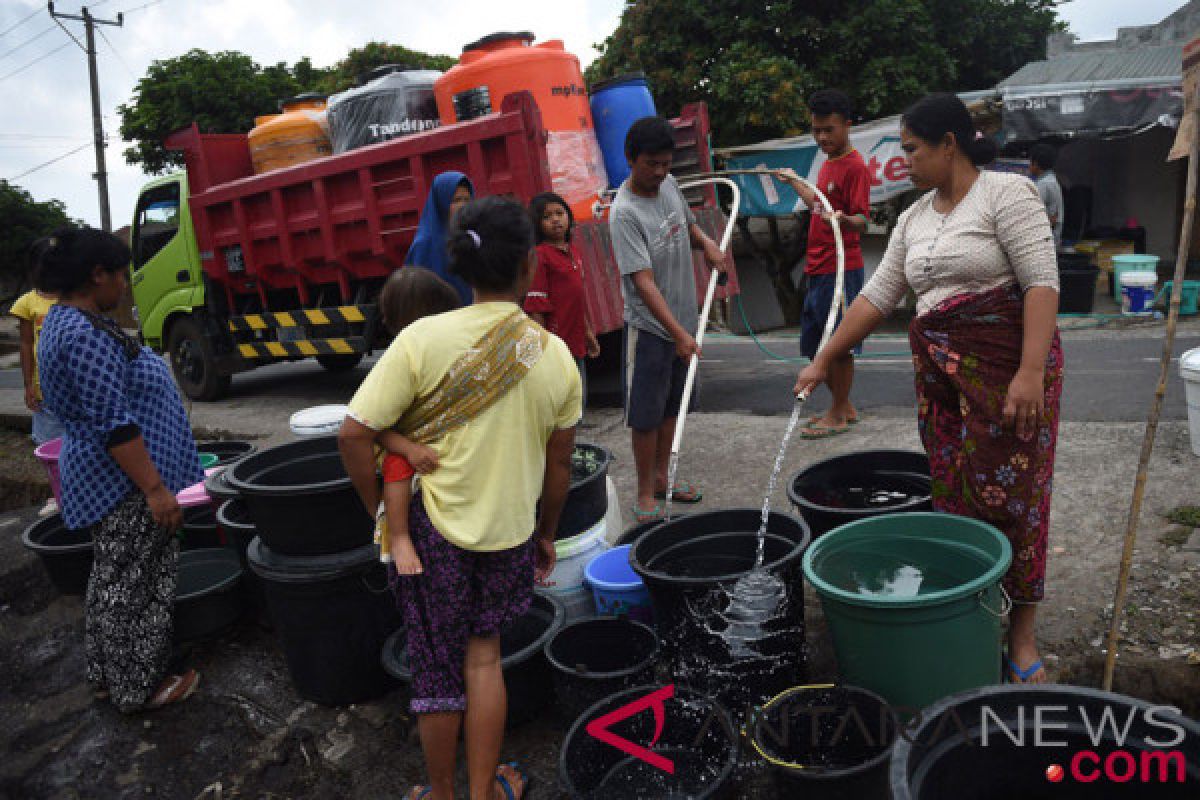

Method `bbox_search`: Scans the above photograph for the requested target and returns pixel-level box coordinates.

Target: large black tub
[216,498,256,566]
[174,547,244,642]
[382,591,566,726]
[249,538,400,706]
[560,685,738,799]
[788,450,931,538]
[203,466,240,503]
[630,508,811,716]
[196,439,258,467]
[891,684,1200,799]
[544,616,660,723]
[227,436,373,556]
[21,513,93,595]
[181,505,225,550]
[549,443,613,541]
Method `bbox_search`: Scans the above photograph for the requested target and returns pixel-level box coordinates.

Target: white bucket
[289,404,350,437]
[1120,271,1157,316]
[541,584,596,621]
[1182,347,1200,457]
[547,517,608,591]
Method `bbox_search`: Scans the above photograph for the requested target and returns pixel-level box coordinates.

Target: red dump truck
[129,91,738,400]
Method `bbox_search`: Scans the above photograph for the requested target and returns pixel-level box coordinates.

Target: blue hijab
[405,171,474,305]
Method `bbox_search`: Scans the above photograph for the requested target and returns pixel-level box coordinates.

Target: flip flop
[403,787,432,800]
[800,422,851,440]
[808,414,860,426]
[495,761,529,800]
[146,669,200,709]
[631,504,665,523]
[654,481,703,503]
[1005,656,1046,684]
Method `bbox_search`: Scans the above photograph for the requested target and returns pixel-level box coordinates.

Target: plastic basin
[583,544,653,624]
[21,513,92,595]
[544,616,659,723]
[174,547,244,643]
[788,450,931,538]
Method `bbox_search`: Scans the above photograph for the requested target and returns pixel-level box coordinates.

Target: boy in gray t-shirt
[608,116,726,522]
[1030,143,1064,246]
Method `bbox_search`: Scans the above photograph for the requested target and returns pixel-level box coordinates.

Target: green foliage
[587,0,1063,147]
[0,181,77,303]
[117,44,456,175]
[117,49,307,174]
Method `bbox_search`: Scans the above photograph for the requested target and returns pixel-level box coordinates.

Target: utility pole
[47,3,123,232]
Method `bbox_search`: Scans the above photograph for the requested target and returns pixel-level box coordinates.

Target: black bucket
[549,443,613,541]
[21,513,93,595]
[787,450,931,539]
[890,684,1200,799]
[227,436,373,556]
[749,684,895,799]
[248,537,401,706]
[216,498,256,565]
[1059,267,1099,313]
[203,466,240,503]
[181,505,225,550]
[544,616,660,723]
[381,591,566,726]
[174,547,244,643]
[629,509,811,716]
[196,440,258,467]
[560,684,738,799]
[613,514,678,549]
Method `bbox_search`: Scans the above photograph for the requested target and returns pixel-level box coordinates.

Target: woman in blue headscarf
[405,171,475,305]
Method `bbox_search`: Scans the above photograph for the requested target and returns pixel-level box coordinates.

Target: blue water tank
[589,72,656,189]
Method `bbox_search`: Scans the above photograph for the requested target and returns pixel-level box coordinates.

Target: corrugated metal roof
[999,44,1181,88]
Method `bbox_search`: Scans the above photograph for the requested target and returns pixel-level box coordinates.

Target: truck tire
[168,315,231,401]
[316,353,364,372]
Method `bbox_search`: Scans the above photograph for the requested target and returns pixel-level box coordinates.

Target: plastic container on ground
[33,437,63,505]
[1110,253,1159,298]
[196,440,258,467]
[1120,270,1157,316]
[583,544,653,624]
[433,31,608,221]
[1160,279,1200,315]
[602,476,622,545]
[382,591,565,726]
[787,450,931,539]
[1058,266,1099,313]
[559,685,738,799]
[226,435,373,556]
[21,513,92,595]
[544,616,659,723]
[802,512,1011,711]
[289,405,349,437]
[203,466,239,503]
[248,93,331,175]
[749,684,896,799]
[1182,347,1200,457]
[327,65,441,153]
[248,537,401,706]
[180,505,224,550]
[589,72,656,189]
[174,547,244,642]
[630,508,812,715]
[554,443,612,541]
[547,518,609,593]
[889,684,1200,799]
[542,584,596,621]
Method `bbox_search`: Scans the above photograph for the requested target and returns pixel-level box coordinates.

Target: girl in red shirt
[524,192,599,400]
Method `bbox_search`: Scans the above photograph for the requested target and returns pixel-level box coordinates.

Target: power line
[0,40,72,81]
[96,23,134,80]
[7,141,91,180]
[0,7,41,39]
[0,25,56,62]
[118,0,164,14]
[52,16,86,53]
[0,132,90,139]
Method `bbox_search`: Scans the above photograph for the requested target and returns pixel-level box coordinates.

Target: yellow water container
[249,93,332,175]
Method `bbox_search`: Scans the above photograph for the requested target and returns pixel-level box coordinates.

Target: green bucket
[802,512,1012,713]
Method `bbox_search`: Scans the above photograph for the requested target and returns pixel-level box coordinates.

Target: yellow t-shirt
[348,302,582,552]
[8,290,57,400]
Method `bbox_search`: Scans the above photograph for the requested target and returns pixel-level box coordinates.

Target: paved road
[3,329,1197,423]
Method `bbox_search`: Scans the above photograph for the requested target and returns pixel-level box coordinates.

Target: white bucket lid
[289,404,350,435]
[1121,271,1157,288]
[1182,347,1200,381]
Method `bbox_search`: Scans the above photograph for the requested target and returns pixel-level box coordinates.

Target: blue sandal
[1005,656,1045,684]
[495,761,529,800]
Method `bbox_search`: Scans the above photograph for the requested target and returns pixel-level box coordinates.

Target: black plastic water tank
[327,65,441,153]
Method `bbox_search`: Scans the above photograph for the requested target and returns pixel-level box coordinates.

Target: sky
[0,0,1187,228]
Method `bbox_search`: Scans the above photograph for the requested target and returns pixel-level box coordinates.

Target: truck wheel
[168,316,231,401]
[316,353,364,372]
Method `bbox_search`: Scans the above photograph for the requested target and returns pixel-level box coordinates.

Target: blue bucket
[584,544,653,624]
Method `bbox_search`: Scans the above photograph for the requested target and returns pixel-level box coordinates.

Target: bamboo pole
[1102,106,1200,690]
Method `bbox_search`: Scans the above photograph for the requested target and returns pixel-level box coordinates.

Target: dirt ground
[1,407,1199,798]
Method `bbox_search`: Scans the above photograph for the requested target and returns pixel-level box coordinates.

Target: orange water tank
[434,32,608,221]
[248,93,332,175]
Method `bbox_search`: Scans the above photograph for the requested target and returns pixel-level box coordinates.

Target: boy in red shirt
[777,89,872,438]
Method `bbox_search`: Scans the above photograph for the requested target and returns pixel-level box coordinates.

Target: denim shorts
[801,269,865,359]
[622,326,688,431]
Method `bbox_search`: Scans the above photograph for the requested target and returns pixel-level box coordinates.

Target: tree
[316,42,456,95]
[118,50,309,174]
[587,0,1062,147]
[0,181,77,304]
